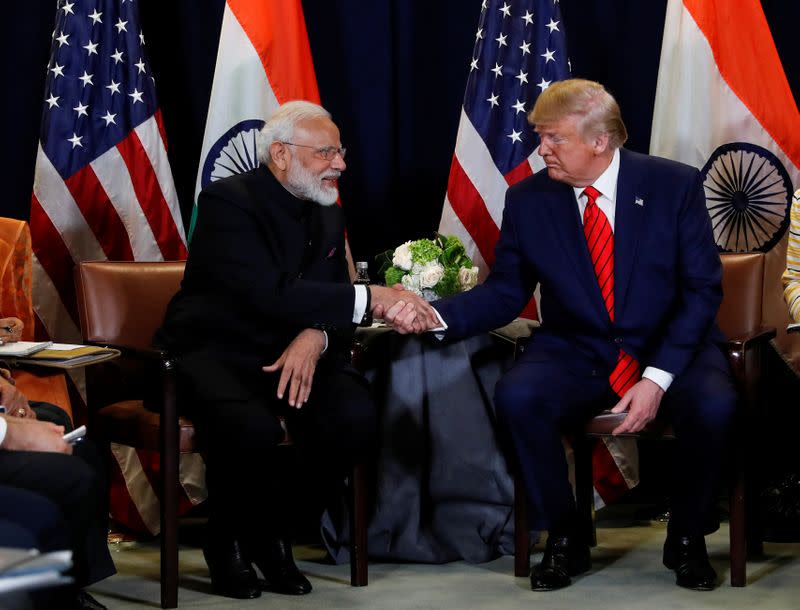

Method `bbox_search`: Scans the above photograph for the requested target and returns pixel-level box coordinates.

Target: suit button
[297,272,303,279]
[591,370,598,377]
[614,337,623,345]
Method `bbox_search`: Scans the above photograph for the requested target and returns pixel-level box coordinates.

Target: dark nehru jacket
[156,165,358,396]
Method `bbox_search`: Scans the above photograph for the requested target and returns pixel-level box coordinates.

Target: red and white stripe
[31,113,187,340]
[440,109,546,283]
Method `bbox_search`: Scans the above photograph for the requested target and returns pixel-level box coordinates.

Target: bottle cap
[356,261,368,269]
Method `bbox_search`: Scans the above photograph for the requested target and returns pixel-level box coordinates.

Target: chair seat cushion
[96,400,198,452]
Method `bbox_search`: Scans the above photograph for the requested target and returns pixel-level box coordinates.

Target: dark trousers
[188,358,376,552]
[494,342,737,538]
[0,442,115,586]
[0,485,70,550]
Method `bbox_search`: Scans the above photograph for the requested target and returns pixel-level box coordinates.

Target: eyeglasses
[281,142,347,161]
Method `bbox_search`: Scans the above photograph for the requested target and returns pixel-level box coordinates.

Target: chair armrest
[724,326,777,354]
[85,341,170,363]
[723,326,776,409]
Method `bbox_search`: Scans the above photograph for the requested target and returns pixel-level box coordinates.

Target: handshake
[369,285,442,334]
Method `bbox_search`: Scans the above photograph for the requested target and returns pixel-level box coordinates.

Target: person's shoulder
[506,168,569,215]
[508,167,562,196]
[621,148,699,181]
[201,166,272,200]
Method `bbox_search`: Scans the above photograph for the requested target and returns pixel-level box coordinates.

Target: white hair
[256,100,332,165]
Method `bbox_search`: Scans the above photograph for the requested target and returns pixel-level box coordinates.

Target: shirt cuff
[431,306,448,340]
[320,330,329,355]
[353,285,368,324]
[0,416,7,448]
[642,366,674,392]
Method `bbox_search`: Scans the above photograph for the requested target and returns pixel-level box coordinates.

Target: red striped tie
[583,186,640,397]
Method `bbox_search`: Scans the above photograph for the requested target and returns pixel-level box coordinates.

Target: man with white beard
[157,101,434,600]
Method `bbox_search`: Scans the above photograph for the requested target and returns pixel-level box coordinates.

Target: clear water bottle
[354,261,373,327]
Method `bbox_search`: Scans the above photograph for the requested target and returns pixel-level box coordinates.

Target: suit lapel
[614,149,645,321]
[543,183,609,320]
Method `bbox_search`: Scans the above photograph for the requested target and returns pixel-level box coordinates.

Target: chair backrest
[74,261,185,351]
[718,252,764,340]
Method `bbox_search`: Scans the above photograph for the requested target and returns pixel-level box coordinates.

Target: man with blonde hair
[387,79,735,591]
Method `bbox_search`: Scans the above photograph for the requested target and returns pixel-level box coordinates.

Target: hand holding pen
[0,317,23,345]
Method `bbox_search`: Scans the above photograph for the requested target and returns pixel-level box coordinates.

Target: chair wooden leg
[349,462,368,586]
[574,436,597,547]
[160,370,179,608]
[514,474,530,576]
[730,458,747,586]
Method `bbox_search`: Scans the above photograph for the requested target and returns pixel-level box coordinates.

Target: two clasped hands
[369,284,442,334]
[262,284,439,409]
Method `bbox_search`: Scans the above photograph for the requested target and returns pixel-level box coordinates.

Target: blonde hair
[528,79,627,149]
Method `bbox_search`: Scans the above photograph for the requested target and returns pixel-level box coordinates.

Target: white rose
[458,266,480,291]
[392,241,413,271]
[411,262,425,275]
[418,262,444,289]
[401,273,422,295]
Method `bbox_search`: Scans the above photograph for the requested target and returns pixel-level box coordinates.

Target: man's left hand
[262,329,326,408]
[610,378,665,434]
[0,376,35,419]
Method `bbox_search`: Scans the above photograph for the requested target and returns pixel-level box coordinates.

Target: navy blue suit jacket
[435,148,723,380]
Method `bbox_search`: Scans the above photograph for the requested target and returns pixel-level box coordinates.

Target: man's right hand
[369,285,440,334]
[1,416,71,454]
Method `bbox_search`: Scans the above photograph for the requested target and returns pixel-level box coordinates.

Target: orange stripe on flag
[228,0,320,104]
[684,0,800,169]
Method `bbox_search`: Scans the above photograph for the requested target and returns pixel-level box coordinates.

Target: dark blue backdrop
[3,1,799,265]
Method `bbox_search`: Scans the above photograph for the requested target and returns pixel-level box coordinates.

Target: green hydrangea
[408,239,443,265]
[384,266,406,287]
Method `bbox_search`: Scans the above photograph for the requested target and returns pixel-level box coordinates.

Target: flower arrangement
[376,233,480,301]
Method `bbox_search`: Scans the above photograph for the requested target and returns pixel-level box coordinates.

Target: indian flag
[192,0,321,236]
[650,0,800,366]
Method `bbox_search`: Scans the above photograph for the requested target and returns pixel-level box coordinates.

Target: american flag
[438,0,570,280]
[440,0,639,507]
[30,0,187,342]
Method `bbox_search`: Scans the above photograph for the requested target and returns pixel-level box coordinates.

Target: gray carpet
[88,518,800,609]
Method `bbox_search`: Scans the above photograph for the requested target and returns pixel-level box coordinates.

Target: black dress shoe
[253,539,312,595]
[74,590,108,610]
[203,538,261,599]
[530,535,591,591]
[663,534,718,591]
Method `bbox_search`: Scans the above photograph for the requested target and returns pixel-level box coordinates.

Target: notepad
[16,343,120,369]
[0,341,52,357]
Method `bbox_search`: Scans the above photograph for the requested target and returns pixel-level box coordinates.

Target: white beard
[286,160,339,206]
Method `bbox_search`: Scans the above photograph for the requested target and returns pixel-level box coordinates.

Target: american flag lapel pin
[634,196,644,206]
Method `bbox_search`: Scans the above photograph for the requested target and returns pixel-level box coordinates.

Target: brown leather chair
[74,261,368,609]
[512,252,775,587]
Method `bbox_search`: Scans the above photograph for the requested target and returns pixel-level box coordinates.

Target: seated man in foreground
[156,100,435,599]
[0,389,115,609]
[387,79,736,591]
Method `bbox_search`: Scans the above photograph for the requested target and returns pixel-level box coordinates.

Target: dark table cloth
[322,321,537,563]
